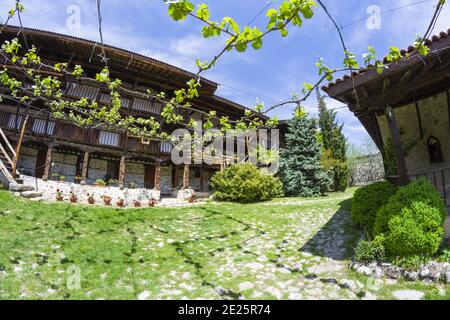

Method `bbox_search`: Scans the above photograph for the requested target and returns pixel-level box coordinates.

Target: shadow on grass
[298,197,360,261]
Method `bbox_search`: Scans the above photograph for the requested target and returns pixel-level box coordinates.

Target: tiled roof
[322,28,450,90]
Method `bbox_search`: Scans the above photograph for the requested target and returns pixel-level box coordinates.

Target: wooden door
[144,164,155,189]
[34,148,47,178]
[106,160,119,181]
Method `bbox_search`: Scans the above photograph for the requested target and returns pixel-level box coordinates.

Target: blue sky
[2,0,450,146]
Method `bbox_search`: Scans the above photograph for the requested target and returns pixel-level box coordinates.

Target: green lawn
[0,189,448,300]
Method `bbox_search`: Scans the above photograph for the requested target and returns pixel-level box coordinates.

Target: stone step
[21,190,43,198]
[9,182,34,192]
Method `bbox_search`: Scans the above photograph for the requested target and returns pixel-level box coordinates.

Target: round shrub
[351,181,396,237]
[210,164,284,203]
[384,202,444,257]
[373,177,447,236]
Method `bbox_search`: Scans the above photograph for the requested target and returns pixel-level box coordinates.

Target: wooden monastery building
[0,26,262,196]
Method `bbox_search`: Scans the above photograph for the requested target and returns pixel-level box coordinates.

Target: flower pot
[103,198,112,206]
[56,195,64,201]
[88,199,95,205]
[70,198,77,203]
[148,200,156,207]
[133,201,141,208]
[117,201,124,207]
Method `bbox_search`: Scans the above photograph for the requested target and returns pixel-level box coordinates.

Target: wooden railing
[409,167,450,207]
[0,110,169,156]
[0,126,20,183]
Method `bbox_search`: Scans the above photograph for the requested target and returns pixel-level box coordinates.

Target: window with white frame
[98,131,120,147]
[32,119,55,135]
[7,114,23,130]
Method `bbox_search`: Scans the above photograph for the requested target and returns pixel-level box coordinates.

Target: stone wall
[160,166,172,194]
[87,158,107,183]
[16,146,37,176]
[22,175,161,204]
[377,91,450,176]
[52,152,78,182]
[124,162,145,188]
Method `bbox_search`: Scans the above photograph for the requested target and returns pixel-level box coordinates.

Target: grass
[0,188,448,300]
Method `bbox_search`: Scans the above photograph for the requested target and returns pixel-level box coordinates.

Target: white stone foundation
[22,175,160,206]
[177,188,196,201]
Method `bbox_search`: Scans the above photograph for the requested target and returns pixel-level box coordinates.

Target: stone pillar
[81,151,90,184]
[154,161,161,191]
[42,144,54,181]
[183,164,190,189]
[119,156,126,190]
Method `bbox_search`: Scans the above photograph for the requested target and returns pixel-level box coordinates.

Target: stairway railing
[0,126,22,183]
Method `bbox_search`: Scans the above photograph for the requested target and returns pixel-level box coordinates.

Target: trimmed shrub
[373,177,447,236]
[210,164,284,203]
[354,236,385,263]
[351,181,396,237]
[383,202,444,257]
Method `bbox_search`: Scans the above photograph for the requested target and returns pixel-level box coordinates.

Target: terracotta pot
[88,199,95,205]
[117,201,124,207]
[103,197,112,206]
[133,201,141,208]
[70,198,77,203]
[188,196,195,203]
[148,200,156,207]
[56,195,64,201]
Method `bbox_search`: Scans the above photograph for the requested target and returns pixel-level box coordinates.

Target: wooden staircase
[0,127,23,184]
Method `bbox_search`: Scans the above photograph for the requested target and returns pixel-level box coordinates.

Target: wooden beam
[415,99,424,139]
[154,160,161,191]
[385,106,409,186]
[42,144,54,181]
[81,151,90,184]
[447,87,450,132]
[12,115,29,177]
[200,165,204,192]
[183,164,190,189]
[119,156,126,189]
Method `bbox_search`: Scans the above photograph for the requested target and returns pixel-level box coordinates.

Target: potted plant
[128,181,136,189]
[108,179,119,187]
[87,193,95,205]
[55,189,64,201]
[102,195,112,206]
[69,192,77,203]
[133,200,141,208]
[117,198,125,207]
[188,195,196,204]
[51,173,60,181]
[94,179,106,187]
[148,197,157,207]
[59,175,66,182]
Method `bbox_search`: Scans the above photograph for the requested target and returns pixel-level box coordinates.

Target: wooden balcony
[0,109,172,157]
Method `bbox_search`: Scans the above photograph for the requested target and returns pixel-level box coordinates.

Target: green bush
[354,237,385,263]
[384,202,444,257]
[373,178,446,236]
[351,181,396,237]
[210,164,284,203]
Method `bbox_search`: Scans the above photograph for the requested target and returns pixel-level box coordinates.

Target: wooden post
[154,160,161,191]
[81,151,90,184]
[42,144,54,181]
[12,115,29,177]
[200,166,204,191]
[385,106,409,186]
[183,163,190,189]
[119,156,126,190]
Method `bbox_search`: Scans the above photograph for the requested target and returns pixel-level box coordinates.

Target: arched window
[427,136,444,163]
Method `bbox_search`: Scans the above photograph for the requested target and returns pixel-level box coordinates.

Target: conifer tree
[280,108,331,197]
[317,88,349,191]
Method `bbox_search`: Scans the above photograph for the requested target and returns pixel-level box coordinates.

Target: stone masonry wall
[16,146,37,176]
[377,91,450,176]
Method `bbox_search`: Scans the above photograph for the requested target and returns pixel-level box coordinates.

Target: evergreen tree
[317,88,349,191]
[280,109,331,197]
